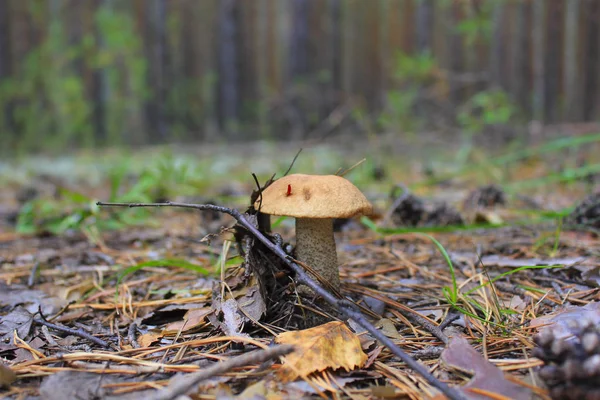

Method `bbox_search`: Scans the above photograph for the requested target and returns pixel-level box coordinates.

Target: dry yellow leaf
[137,331,162,347]
[162,307,211,335]
[275,321,367,381]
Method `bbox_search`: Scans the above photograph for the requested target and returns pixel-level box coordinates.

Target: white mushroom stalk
[295,218,339,291]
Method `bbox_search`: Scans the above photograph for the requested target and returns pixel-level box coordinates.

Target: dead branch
[97,200,468,400]
[35,307,111,349]
[148,344,294,400]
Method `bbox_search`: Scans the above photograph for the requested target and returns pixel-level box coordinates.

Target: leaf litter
[1,142,600,399]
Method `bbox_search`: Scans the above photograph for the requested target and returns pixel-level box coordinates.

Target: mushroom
[255,174,372,293]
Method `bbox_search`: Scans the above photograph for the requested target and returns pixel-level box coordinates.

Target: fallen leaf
[275,321,367,381]
[0,282,66,315]
[210,274,266,334]
[57,279,96,302]
[221,298,245,336]
[140,303,205,326]
[0,307,33,343]
[162,307,211,335]
[138,331,163,348]
[441,337,531,400]
[0,363,16,387]
[40,370,155,400]
[375,318,403,340]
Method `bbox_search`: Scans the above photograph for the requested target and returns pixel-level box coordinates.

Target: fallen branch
[148,345,294,400]
[97,201,468,400]
[35,307,111,349]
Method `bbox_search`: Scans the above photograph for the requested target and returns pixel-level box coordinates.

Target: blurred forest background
[0,0,599,155]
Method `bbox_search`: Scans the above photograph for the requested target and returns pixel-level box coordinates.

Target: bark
[447,2,464,108]
[217,0,239,136]
[0,0,11,78]
[510,0,529,115]
[256,0,269,138]
[544,1,562,123]
[489,0,505,89]
[288,0,309,80]
[341,0,354,96]
[148,0,168,141]
[329,0,341,95]
[584,0,599,120]
[563,0,581,121]
[378,0,389,106]
[532,0,546,122]
[415,0,433,54]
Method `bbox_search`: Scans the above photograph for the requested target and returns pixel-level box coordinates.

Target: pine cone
[533,319,600,400]
[391,194,426,227]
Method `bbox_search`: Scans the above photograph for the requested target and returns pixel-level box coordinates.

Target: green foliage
[378,51,437,133]
[455,8,493,46]
[15,152,203,236]
[360,217,568,328]
[0,19,92,154]
[0,4,147,155]
[93,6,148,146]
[457,90,516,136]
[16,189,100,235]
[455,89,516,164]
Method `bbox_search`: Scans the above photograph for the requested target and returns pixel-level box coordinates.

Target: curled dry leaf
[138,331,163,348]
[162,307,212,335]
[275,321,367,381]
[440,337,531,400]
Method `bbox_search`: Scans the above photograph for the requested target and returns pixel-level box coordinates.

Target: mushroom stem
[295,218,340,292]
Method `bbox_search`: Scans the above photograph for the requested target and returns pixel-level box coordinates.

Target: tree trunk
[415,0,433,54]
[378,0,389,107]
[563,0,581,121]
[217,0,239,137]
[510,0,529,116]
[532,0,546,122]
[0,0,11,79]
[341,0,354,97]
[544,1,562,123]
[256,0,269,138]
[584,0,599,120]
[447,2,464,109]
[489,0,505,89]
[148,0,168,142]
[288,0,308,80]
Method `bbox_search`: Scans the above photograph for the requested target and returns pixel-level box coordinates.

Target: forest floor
[1,133,600,400]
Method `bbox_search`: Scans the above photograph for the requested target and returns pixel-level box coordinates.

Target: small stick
[283,148,303,176]
[148,345,294,400]
[336,158,366,177]
[36,307,111,349]
[97,201,468,400]
[27,262,40,287]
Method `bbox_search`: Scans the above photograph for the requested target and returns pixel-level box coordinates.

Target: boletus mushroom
[256,174,372,293]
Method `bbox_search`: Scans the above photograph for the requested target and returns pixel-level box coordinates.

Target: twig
[439,312,461,330]
[148,345,294,400]
[28,262,40,287]
[128,322,140,349]
[283,148,303,176]
[336,158,366,177]
[97,201,468,400]
[33,317,111,349]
